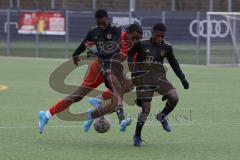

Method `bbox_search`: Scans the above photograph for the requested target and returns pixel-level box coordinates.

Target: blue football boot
[119,117,132,132]
[38,111,49,134]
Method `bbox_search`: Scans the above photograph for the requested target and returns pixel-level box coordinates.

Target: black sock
[115,106,125,123]
[135,121,145,137]
[161,103,175,116]
[135,113,147,137]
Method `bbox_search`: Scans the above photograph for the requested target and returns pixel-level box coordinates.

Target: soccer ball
[93,116,111,133]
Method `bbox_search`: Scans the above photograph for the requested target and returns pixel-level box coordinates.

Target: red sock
[49,99,73,116]
[102,89,112,100]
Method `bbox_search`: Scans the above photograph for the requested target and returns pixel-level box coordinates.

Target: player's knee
[167,91,179,107]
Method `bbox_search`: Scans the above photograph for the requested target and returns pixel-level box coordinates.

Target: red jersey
[120,32,137,62]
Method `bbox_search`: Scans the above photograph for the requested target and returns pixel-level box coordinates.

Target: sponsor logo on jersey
[106,33,112,40]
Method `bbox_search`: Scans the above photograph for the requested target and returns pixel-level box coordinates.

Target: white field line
[0,122,240,129]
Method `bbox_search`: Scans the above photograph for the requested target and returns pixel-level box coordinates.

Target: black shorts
[135,79,175,105]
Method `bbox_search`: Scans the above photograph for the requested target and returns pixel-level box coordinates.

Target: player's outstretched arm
[166,46,189,89]
[72,30,92,66]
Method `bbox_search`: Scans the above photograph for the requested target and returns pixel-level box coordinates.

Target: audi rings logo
[189,19,230,38]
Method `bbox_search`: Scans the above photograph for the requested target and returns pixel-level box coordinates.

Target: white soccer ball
[93,116,111,133]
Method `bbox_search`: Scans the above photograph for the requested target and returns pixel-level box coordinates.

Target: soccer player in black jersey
[128,23,189,146]
[73,9,131,131]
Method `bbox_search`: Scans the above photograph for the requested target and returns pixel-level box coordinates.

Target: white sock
[45,110,53,119]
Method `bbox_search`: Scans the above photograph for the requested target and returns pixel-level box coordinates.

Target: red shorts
[81,59,104,88]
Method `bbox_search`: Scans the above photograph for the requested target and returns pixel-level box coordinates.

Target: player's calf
[157,91,179,132]
[133,103,150,146]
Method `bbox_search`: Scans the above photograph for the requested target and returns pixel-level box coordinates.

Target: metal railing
[1,0,239,12]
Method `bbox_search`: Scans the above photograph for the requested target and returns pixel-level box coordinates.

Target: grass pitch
[0,56,240,160]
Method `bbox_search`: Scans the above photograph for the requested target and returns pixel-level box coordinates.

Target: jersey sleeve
[165,46,186,81]
[72,30,92,57]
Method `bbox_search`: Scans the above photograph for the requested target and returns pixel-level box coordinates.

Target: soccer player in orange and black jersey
[128,23,189,146]
[83,24,142,132]
[82,24,141,105]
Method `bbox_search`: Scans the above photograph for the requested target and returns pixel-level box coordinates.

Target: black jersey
[72,23,121,61]
[128,39,185,81]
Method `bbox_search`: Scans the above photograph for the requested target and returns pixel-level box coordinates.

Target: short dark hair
[95,9,108,19]
[152,23,167,32]
[126,24,143,35]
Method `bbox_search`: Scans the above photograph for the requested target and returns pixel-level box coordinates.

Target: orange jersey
[81,58,104,88]
[120,32,129,57]
[120,32,137,61]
